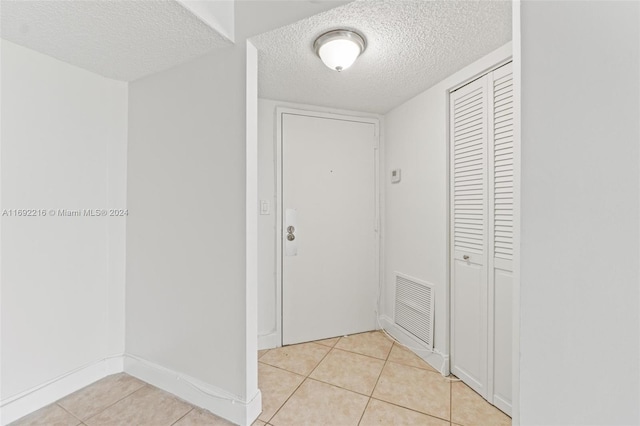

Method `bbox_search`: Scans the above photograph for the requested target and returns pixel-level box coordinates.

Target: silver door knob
[463,255,470,260]
[286,225,296,241]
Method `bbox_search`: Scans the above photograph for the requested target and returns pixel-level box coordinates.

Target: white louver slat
[452,81,487,255]
[492,72,514,261]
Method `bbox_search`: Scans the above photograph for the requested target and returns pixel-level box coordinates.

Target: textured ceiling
[1,0,232,81]
[251,0,512,113]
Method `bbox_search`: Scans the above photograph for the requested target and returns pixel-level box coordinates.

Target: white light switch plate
[391,169,401,183]
[260,200,270,215]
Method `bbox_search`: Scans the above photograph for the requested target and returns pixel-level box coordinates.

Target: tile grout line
[263,342,390,399]
[306,336,390,397]
[385,358,441,374]
[261,339,355,424]
[450,374,453,424]
[371,342,454,424]
[356,397,372,426]
[329,345,390,362]
[257,360,311,379]
[355,341,394,425]
[259,343,334,424]
[314,337,340,349]
[332,332,395,361]
[169,407,194,426]
[81,383,149,424]
[368,396,453,424]
[55,402,84,424]
[369,357,389,400]
[301,375,377,400]
[387,341,443,375]
[306,344,336,378]
[259,342,332,376]
[359,336,388,426]
[263,376,306,424]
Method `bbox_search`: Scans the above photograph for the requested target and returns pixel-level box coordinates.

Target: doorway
[276,108,380,345]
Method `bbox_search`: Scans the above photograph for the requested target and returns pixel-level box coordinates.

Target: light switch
[391,169,401,184]
[260,200,270,215]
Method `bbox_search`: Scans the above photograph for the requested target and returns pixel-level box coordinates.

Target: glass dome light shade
[314,30,366,72]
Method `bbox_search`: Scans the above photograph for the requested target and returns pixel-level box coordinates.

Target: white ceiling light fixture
[313,29,366,72]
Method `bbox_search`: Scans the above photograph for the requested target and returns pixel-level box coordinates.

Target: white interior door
[489,62,514,415]
[281,112,378,346]
[450,76,490,397]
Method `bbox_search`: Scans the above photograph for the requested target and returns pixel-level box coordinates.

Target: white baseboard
[378,315,450,375]
[0,355,124,426]
[124,354,261,426]
[493,394,512,417]
[258,332,280,350]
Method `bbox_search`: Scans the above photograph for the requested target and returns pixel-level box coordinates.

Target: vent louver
[394,273,435,350]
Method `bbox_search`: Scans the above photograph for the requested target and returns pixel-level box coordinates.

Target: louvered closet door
[450,75,489,397]
[489,62,513,415]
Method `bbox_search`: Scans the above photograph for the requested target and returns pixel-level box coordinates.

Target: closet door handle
[463,255,470,260]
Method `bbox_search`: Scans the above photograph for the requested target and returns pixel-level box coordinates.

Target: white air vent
[394,272,435,350]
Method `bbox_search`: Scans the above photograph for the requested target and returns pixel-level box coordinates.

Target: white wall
[0,40,127,423]
[519,2,640,424]
[382,43,512,370]
[125,45,260,424]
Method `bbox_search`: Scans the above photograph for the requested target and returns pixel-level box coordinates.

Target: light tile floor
[258,331,511,426]
[9,374,242,426]
[11,331,510,426]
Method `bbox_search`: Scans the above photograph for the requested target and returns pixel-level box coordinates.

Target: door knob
[286,225,295,241]
[463,255,470,260]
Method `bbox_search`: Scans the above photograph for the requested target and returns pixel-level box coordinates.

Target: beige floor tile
[9,403,81,426]
[84,385,192,426]
[270,379,368,426]
[313,337,340,348]
[258,349,270,359]
[259,342,330,376]
[372,362,450,420]
[309,348,384,395]
[173,407,236,425]
[451,382,511,426]
[334,331,393,360]
[258,363,305,422]
[251,420,267,426]
[388,343,438,372]
[58,373,145,420]
[360,399,450,426]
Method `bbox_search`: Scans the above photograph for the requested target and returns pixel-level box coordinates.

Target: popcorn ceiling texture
[1,0,232,81]
[251,0,512,114]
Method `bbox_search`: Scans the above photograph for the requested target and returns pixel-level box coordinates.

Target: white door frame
[275,107,381,346]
